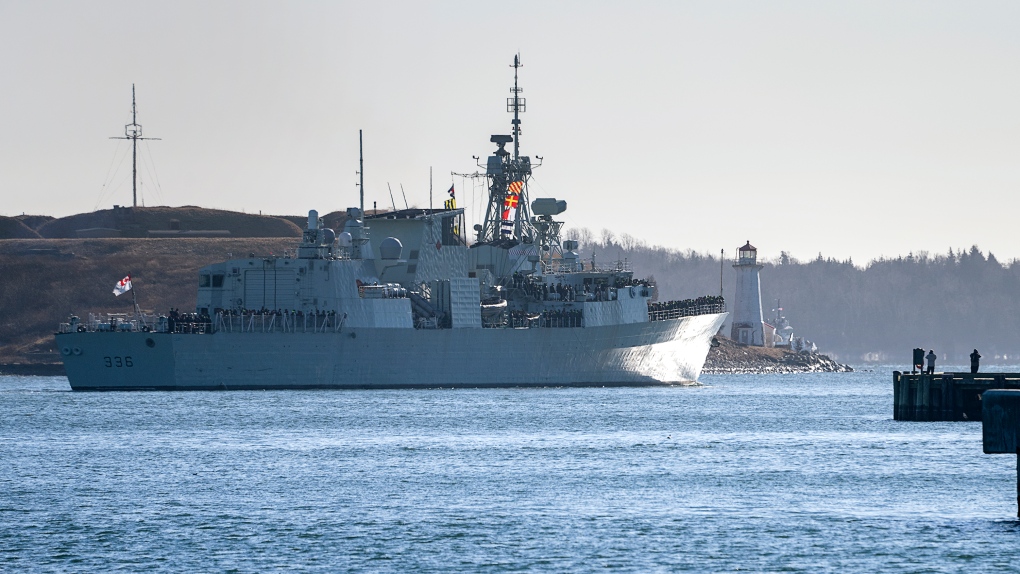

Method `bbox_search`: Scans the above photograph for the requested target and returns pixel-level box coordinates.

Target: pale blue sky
[1,1,1018,263]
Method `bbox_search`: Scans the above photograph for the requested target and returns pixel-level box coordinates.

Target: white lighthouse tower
[730,241,765,346]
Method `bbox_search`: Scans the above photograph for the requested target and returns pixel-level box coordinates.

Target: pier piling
[981,389,1020,517]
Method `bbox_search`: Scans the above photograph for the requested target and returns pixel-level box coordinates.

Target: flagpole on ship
[131,277,141,319]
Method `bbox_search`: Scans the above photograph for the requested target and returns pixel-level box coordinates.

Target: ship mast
[474,54,539,244]
[511,54,522,160]
[359,129,364,216]
[110,84,160,208]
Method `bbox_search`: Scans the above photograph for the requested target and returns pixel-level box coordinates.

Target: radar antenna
[109,84,160,208]
[358,130,364,216]
[509,54,525,160]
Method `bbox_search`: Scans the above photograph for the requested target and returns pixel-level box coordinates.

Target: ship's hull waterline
[57,312,726,391]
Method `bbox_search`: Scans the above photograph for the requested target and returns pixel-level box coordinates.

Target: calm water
[1,372,1017,572]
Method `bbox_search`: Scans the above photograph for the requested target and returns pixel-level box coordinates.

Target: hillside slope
[0,217,42,239]
[37,206,302,238]
[0,237,295,364]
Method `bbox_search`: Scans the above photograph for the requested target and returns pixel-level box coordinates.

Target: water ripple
[0,372,1017,572]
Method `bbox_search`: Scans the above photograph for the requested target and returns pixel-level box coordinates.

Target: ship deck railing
[213,311,348,334]
[58,311,354,336]
[484,314,584,329]
[61,302,727,335]
[58,312,164,334]
[647,302,726,321]
[534,259,632,275]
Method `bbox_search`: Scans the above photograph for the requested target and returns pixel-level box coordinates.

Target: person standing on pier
[970,349,981,374]
[926,349,937,375]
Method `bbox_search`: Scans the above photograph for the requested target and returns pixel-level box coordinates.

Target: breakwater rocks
[704,336,853,374]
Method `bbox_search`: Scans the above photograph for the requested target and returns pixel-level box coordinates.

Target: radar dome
[338,231,353,247]
[320,228,336,245]
[380,236,403,260]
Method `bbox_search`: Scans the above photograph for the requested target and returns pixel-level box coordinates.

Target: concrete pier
[893,372,1020,422]
[981,389,1020,517]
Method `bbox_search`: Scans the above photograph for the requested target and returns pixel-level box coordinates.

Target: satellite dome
[338,231,353,247]
[380,236,403,260]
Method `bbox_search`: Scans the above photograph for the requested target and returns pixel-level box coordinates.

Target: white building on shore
[730,241,765,346]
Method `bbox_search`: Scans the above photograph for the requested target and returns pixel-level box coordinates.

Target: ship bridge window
[212,274,225,288]
[199,274,211,287]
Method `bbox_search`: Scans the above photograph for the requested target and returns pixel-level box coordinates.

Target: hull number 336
[103,356,133,367]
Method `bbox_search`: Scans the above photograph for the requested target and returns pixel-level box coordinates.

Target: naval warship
[56,57,728,390]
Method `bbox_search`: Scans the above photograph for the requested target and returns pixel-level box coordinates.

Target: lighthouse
[730,241,765,346]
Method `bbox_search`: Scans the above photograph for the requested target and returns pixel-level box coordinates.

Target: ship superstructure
[56,58,727,390]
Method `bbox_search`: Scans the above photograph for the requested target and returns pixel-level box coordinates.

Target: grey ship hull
[57,312,726,390]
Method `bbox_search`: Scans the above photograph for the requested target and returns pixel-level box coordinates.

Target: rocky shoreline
[703,335,853,374]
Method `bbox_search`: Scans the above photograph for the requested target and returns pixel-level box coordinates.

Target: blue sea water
[1,371,1017,572]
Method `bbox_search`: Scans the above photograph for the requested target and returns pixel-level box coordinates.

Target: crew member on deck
[970,349,981,374]
[926,349,937,375]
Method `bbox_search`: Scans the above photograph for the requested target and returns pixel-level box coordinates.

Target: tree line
[568,227,1020,364]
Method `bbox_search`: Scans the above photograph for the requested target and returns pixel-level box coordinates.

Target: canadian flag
[112,275,132,297]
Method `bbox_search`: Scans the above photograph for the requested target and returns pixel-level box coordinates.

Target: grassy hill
[15,215,55,230]
[0,237,295,364]
[276,210,351,232]
[37,206,302,238]
[0,217,42,239]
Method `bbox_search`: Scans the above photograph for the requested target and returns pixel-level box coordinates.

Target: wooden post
[946,376,956,421]
[906,375,917,421]
[893,371,901,420]
[914,375,922,421]
[940,375,950,420]
[981,390,1020,516]
[921,376,931,421]
[905,377,913,422]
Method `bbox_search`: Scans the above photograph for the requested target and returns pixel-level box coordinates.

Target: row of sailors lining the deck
[508,272,651,288]
[540,308,583,328]
[167,308,211,333]
[504,308,584,328]
[647,295,726,320]
[216,308,342,318]
[509,274,617,303]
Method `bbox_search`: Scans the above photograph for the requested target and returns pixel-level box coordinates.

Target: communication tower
[110,84,160,208]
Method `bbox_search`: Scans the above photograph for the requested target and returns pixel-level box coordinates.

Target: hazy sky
[2,1,1018,263]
